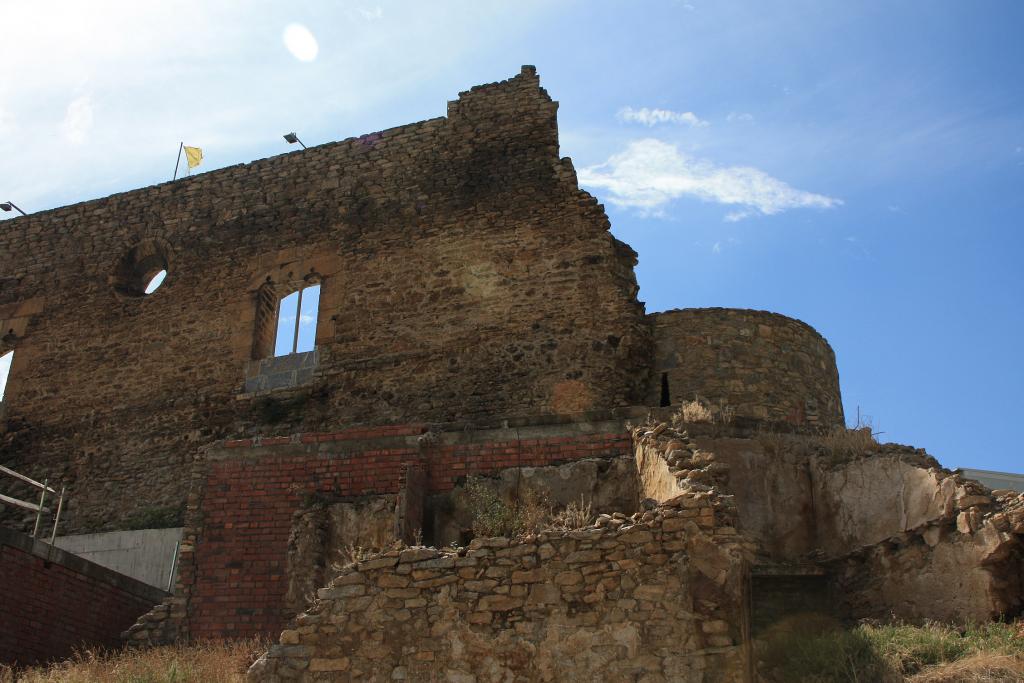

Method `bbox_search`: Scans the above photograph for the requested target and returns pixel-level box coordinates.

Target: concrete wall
[962,468,1024,492]
[55,527,182,590]
[0,527,166,667]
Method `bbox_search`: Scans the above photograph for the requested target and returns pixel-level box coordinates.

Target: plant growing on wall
[550,496,593,530]
[463,476,553,538]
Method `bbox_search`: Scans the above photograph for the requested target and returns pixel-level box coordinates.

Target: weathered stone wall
[249,498,751,682]
[428,454,641,547]
[0,527,166,666]
[284,497,397,618]
[639,426,1024,624]
[125,416,1023,670]
[633,424,732,507]
[649,308,843,430]
[123,419,632,642]
[697,430,1024,622]
[829,475,1024,623]
[688,436,815,562]
[703,433,1022,569]
[811,445,962,558]
[0,66,650,533]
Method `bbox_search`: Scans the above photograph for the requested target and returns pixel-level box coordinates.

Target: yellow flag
[184,145,203,169]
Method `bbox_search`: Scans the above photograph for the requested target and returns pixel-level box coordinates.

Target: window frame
[273,281,321,357]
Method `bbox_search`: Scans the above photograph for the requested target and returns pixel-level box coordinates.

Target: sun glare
[283,23,319,62]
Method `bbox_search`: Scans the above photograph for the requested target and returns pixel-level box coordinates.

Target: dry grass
[758,618,1024,682]
[333,543,375,568]
[463,477,600,537]
[674,397,736,429]
[1,638,267,683]
[464,477,553,538]
[549,496,593,531]
[679,399,713,424]
[819,426,878,460]
[755,425,878,464]
[514,487,552,535]
[909,653,1024,682]
[716,399,736,425]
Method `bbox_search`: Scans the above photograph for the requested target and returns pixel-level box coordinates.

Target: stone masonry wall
[649,308,843,430]
[284,496,397,618]
[634,421,1024,625]
[0,66,650,534]
[829,465,1024,623]
[244,418,754,682]
[429,453,641,548]
[124,420,633,644]
[249,500,751,682]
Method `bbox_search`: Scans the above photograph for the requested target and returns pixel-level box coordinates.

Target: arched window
[274,283,320,356]
[252,280,280,360]
[252,276,321,360]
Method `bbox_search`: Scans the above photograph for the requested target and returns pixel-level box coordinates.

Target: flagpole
[173,142,184,180]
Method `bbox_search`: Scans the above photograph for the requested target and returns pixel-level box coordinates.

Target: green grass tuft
[758,617,1024,682]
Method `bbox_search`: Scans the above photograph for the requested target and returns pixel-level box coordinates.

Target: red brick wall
[0,534,162,667]
[187,426,630,639]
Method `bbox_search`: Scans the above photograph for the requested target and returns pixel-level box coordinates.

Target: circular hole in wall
[111,239,172,297]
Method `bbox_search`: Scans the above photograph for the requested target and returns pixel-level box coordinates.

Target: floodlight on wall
[0,201,27,216]
[283,132,307,149]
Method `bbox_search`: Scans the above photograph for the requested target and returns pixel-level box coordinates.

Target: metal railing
[0,464,65,542]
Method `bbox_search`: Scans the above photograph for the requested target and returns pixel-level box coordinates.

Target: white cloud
[0,2,556,219]
[356,7,384,20]
[726,111,754,123]
[724,210,754,222]
[618,107,708,128]
[60,96,94,145]
[578,138,842,218]
[283,23,319,62]
[280,314,316,325]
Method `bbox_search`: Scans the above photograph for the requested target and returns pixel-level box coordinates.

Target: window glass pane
[0,350,12,401]
[274,291,299,356]
[296,284,320,353]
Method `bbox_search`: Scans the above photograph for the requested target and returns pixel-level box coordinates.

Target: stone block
[309,657,350,672]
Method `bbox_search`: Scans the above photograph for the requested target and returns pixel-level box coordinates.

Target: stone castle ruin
[1,67,1021,681]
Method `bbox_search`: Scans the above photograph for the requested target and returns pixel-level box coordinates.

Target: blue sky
[1,1,1021,471]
